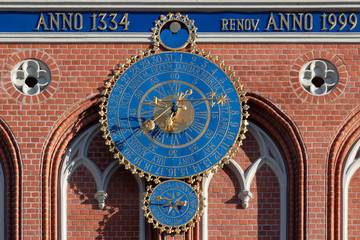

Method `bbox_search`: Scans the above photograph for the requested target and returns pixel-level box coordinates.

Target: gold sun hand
[146,92,229,107]
[141,89,193,132]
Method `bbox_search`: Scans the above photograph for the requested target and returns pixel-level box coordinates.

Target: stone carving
[299,60,338,96]
[94,190,109,210]
[11,59,50,96]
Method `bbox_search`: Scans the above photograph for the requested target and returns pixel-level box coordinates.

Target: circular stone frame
[1,49,60,104]
[290,50,348,104]
[11,59,51,96]
[299,59,338,96]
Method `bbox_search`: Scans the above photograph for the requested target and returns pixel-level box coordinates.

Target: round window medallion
[299,60,338,96]
[11,59,51,96]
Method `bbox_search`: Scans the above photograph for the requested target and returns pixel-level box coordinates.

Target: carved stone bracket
[94,190,109,210]
[238,189,253,209]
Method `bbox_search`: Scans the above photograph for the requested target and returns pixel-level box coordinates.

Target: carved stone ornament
[299,59,338,96]
[238,189,253,209]
[11,59,51,96]
[94,190,109,210]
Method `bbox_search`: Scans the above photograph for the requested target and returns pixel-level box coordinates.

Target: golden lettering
[279,13,290,30]
[49,13,60,31]
[252,19,260,31]
[292,13,304,31]
[221,18,229,31]
[304,13,313,31]
[35,12,83,31]
[62,13,73,30]
[119,13,130,31]
[236,19,243,30]
[74,13,83,30]
[34,13,49,31]
[229,19,235,30]
[265,12,280,31]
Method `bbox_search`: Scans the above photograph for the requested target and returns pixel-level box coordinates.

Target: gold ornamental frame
[99,12,249,184]
[99,46,249,184]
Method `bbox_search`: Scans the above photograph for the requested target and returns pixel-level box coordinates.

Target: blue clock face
[107,52,242,178]
[149,180,198,227]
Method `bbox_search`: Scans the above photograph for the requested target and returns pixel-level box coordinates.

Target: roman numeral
[141,109,154,118]
[189,119,205,135]
[195,111,208,119]
[169,82,181,95]
[153,85,168,98]
[170,133,180,145]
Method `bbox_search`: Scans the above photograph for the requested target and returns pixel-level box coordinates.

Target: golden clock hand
[155,94,229,106]
[154,196,171,201]
[175,200,187,207]
[141,104,173,132]
[141,89,192,132]
[142,89,193,107]
[143,97,170,108]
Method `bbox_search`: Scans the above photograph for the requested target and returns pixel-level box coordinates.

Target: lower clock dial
[143,180,203,233]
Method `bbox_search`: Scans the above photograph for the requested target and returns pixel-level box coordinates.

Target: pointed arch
[41,94,146,239]
[40,95,101,239]
[247,92,307,239]
[326,106,360,240]
[202,123,288,239]
[59,124,145,239]
[0,116,22,240]
[202,93,307,239]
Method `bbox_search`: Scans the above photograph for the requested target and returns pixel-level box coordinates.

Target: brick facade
[0,37,359,240]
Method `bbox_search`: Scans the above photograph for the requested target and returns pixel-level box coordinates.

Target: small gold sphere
[142,119,155,131]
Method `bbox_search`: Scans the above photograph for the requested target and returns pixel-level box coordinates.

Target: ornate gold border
[151,12,198,51]
[142,181,205,234]
[99,47,249,184]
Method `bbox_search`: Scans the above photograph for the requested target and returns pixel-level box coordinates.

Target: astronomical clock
[99,12,249,234]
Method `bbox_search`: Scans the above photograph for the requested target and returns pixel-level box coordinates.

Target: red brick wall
[0,43,359,239]
[66,131,140,239]
[207,129,282,239]
[347,168,360,239]
[87,132,117,172]
[67,165,140,239]
[208,163,280,239]
[67,165,100,239]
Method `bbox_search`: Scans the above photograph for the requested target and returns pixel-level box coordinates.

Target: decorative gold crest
[151,12,198,51]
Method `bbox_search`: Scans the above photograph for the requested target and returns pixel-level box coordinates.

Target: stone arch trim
[0,116,22,240]
[59,124,146,239]
[326,106,360,240]
[247,92,307,240]
[40,94,101,240]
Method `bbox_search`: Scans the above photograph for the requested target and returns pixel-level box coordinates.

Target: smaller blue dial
[149,180,198,227]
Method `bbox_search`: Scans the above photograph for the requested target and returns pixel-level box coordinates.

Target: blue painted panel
[1,11,359,33]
